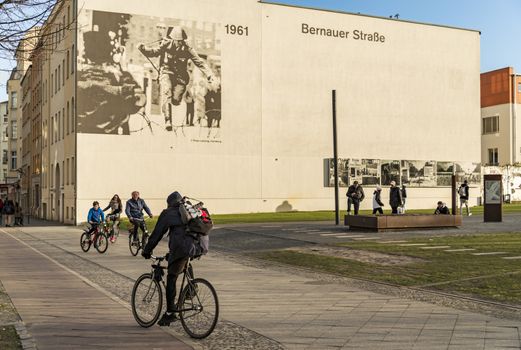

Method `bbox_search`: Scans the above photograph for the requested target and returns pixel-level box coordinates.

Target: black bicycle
[80,223,109,254]
[128,218,148,256]
[131,255,219,339]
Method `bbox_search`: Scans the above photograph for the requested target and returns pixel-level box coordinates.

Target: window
[482,116,499,135]
[10,121,17,139]
[71,45,75,74]
[2,150,7,165]
[66,158,70,185]
[54,69,57,93]
[518,82,521,93]
[58,65,61,90]
[71,156,75,184]
[10,91,17,109]
[62,108,65,138]
[66,51,70,79]
[50,74,53,96]
[66,101,70,134]
[62,60,65,85]
[67,6,70,27]
[58,111,61,140]
[488,148,499,166]
[10,151,17,171]
[71,97,75,132]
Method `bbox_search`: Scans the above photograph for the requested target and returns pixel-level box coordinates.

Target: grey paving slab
[5,223,521,349]
[0,230,192,350]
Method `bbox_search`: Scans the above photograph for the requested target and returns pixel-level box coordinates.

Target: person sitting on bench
[434,201,450,215]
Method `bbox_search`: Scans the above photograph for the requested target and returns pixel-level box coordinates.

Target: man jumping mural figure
[138,26,215,132]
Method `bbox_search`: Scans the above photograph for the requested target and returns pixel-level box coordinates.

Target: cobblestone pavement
[2,223,521,349]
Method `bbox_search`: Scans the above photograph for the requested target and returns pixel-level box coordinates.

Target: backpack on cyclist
[179,198,214,235]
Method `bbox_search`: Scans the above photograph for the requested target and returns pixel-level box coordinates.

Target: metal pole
[332,90,339,225]
[451,175,452,215]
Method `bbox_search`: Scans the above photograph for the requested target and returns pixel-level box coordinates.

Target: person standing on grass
[389,181,402,215]
[372,186,384,215]
[401,184,407,214]
[458,180,472,216]
[346,181,365,215]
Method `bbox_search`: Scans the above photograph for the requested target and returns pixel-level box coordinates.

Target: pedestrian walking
[458,180,472,216]
[389,181,403,214]
[346,181,365,215]
[372,186,384,215]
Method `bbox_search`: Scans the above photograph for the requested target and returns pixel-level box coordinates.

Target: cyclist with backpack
[142,191,200,326]
[125,191,153,244]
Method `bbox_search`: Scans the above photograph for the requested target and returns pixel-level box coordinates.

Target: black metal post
[451,175,452,215]
[332,90,339,225]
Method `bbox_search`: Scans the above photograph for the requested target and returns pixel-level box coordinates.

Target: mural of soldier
[78,13,146,135]
[138,26,216,132]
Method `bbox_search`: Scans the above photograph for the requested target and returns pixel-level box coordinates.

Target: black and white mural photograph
[77,10,222,141]
[436,161,454,186]
[454,162,481,185]
[402,160,437,187]
[326,159,481,188]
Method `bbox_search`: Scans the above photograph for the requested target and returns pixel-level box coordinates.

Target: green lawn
[253,233,521,304]
[111,204,521,230]
[0,326,21,350]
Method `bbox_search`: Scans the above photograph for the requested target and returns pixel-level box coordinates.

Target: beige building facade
[481,67,521,166]
[17,0,482,223]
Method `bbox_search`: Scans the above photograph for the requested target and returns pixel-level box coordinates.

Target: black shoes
[158,311,178,326]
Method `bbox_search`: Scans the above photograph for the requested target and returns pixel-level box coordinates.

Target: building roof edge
[259,1,481,34]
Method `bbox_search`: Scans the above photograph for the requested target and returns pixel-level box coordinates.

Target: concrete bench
[344,214,462,232]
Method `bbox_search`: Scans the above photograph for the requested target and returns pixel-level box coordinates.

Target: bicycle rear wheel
[96,233,109,253]
[179,278,219,339]
[129,234,139,256]
[131,273,163,328]
[80,232,91,252]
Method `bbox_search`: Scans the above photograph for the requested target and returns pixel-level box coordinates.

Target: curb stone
[14,321,37,350]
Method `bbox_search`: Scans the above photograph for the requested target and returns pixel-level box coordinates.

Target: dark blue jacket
[87,208,105,223]
[125,198,152,220]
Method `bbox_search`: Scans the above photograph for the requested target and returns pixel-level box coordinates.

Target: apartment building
[0,101,8,183]
[481,67,521,166]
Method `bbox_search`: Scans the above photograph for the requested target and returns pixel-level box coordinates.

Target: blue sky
[1,0,520,100]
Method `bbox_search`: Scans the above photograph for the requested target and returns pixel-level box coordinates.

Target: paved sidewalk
[0,229,192,350]
[3,225,521,349]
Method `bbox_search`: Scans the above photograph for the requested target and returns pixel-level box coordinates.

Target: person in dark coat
[346,181,365,215]
[142,191,195,326]
[434,201,450,215]
[389,181,403,214]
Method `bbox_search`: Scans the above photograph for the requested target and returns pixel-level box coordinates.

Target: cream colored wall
[76,0,261,218]
[481,104,511,165]
[259,4,481,212]
[74,1,481,217]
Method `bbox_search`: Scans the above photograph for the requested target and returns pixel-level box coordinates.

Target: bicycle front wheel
[80,232,91,252]
[96,233,109,253]
[179,278,219,339]
[129,234,139,256]
[131,273,163,328]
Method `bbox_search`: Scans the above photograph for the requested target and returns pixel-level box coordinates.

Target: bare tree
[0,0,62,61]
